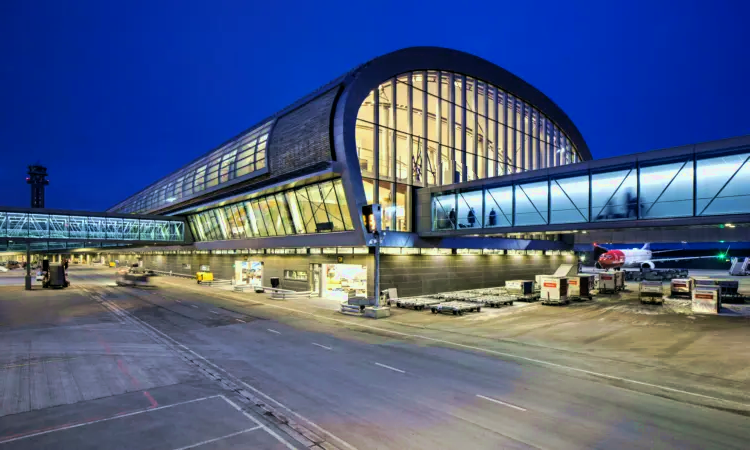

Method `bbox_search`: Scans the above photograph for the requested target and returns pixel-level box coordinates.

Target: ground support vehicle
[670,278,694,298]
[42,265,69,289]
[639,281,664,304]
[430,301,481,315]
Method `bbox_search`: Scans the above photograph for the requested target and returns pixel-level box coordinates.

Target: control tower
[26,164,49,208]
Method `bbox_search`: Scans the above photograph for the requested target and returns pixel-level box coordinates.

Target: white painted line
[374,362,405,374]
[0,395,222,445]
[210,310,219,315]
[175,299,182,303]
[236,319,246,323]
[191,305,199,309]
[171,426,261,450]
[160,279,750,410]
[267,329,281,334]
[476,394,527,412]
[97,286,368,450]
[311,343,332,350]
[219,396,296,450]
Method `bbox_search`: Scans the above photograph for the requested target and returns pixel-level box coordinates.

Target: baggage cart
[568,274,595,301]
[599,273,617,294]
[639,281,664,304]
[692,287,720,314]
[614,271,625,291]
[391,297,442,311]
[506,280,534,295]
[464,295,515,308]
[670,278,693,298]
[430,301,482,315]
[540,276,569,305]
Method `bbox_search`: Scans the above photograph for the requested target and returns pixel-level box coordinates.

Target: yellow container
[196,272,214,283]
[109,262,116,267]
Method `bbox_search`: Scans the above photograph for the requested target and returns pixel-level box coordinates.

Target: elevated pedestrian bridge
[418,136,750,237]
[0,207,188,250]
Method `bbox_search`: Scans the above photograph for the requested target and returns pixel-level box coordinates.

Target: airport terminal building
[103,47,750,298]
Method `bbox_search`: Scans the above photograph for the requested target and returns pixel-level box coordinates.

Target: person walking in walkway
[448,208,456,229]
[488,208,497,226]
[468,208,477,227]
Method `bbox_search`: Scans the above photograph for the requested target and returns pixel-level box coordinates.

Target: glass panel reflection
[550,175,589,224]
[484,186,512,227]
[457,190,483,229]
[591,169,637,221]
[432,193,456,230]
[515,181,548,225]
[696,153,750,216]
[639,161,693,219]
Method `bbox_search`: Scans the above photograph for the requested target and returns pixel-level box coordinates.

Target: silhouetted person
[625,188,637,218]
[448,208,456,229]
[488,208,497,226]
[468,208,477,227]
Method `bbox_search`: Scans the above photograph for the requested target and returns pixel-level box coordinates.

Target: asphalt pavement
[1,266,749,449]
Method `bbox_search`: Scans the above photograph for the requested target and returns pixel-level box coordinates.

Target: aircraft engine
[640,261,655,270]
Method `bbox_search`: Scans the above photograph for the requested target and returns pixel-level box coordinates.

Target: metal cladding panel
[268,87,341,177]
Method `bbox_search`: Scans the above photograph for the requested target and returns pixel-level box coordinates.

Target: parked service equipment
[614,271,625,291]
[196,271,214,284]
[639,281,664,304]
[729,257,750,276]
[540,276,569,305]
[670,278,693,298]
[506,280,534,295]
[567,274,595,301]
[42,264,69,289]
[692,287,721,314]
[430,301,482,315]
[465,295,515,308]
[392,297,442,311]
[599,273,617,294]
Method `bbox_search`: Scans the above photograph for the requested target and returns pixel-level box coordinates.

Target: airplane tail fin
[641,243,651,251]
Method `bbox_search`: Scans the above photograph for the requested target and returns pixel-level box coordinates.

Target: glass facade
[0,211,184,241]
[431,150,750,231]
[187,179,354,241]
[357,71,581,231]
[110,120,274,214]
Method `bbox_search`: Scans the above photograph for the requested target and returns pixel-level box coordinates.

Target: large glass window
[550,175,589,224]
[515,181,548,225]
[110,121,273,214]
[356,71,580,232]
[639,161,693,219]
[591,169,637,221]
[484,186,512,227]
[432,192,456,230]
[457,190,483,229]
[696,153,750,216]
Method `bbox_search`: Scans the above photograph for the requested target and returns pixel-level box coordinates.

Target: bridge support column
[25,243,32,291]
[86,254,90,265]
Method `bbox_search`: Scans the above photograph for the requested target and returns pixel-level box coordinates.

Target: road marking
[160,279,750,410]
[311,343,332,350]
[191,305,198,309]
[97,289,357,450]
[175,299,182,303]
[210,310,219,315]
[267,329,281,334]
[144,391,158,408]
[476,394,527,412]
[171,426,261,450]
[235,319,246,323]
[0,395,222,444]
[1,357,79,370]
[374,362,405,374]
[220,396,296,450]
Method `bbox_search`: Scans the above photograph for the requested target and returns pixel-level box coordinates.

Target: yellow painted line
[1,357,79,370]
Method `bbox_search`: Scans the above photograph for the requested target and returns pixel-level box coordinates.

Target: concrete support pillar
[86,254,90,265]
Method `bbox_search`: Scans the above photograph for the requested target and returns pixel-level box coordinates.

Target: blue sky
[1,0,748,211]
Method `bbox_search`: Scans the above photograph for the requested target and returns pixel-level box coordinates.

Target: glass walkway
[0,209,186,243]
[429,148,750,232]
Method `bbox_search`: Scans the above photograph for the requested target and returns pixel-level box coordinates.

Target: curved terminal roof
[110,47,589,215]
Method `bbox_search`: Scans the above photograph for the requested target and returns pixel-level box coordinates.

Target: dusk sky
[1,0,748,211]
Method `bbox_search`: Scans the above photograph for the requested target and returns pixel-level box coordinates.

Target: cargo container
[692,287,720,314]
[541,276,568,305]
[506,280,534,295]
[670,278,693,298]
[639,281,664,304]
[568,274,594,300]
